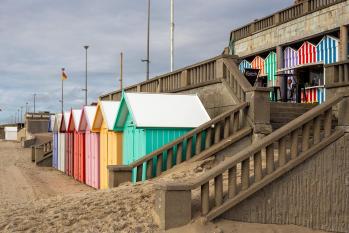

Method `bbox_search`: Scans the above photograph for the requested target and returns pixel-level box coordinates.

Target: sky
[0,0,293,124]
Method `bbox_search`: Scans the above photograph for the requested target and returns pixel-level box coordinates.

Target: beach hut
[113,93,211,181]
[4,127,17,141]
[52,114,62,169]
[92,101,122,189]
[316,35,339,65]
[284,47,298,69]
[264,52,277,87]
[298,41,317,65]
[239,60,252,73]
[48,115,55,132]
[58,114,66,173]
[79,106,99,189]
[62,111,74,176]
[251,56,265,76]
[68,109,84,182]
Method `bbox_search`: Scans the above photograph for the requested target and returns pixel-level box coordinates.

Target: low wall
[223,133,349,233]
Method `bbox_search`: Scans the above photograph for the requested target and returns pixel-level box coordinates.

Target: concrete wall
[178,82,239,118]
[223,133,349,233]
[233,1,349,57]
[26,119,49,135]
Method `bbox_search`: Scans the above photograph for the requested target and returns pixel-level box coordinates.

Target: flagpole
[61,68,64,114]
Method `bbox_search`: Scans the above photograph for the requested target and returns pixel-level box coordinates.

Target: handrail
[230,0,345,42]
[99,54,238,100]
[161,93,347,221]
[125,102,250,182]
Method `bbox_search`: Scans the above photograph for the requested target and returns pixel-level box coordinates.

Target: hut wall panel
[316,35,339,64]
[298,41,317,65]
[251,56,265,75]
[239,60,252,73]
[264,52,277,86]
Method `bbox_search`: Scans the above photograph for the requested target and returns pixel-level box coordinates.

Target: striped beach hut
[79,106,100,189]
[264,52,277,87]
[239,60,252,73]
[284,47,298,69]
[316,35,339,64]
[298,41,317,65]
[52,114,62,170]
[68,109,84,182]
[92,101,122,189]
[58,114,66,173]
[251,56,265,76]
[63,111,74,176]
[114,92,211,182]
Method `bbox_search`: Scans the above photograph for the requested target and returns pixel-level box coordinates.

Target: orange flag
[61,68,68,80]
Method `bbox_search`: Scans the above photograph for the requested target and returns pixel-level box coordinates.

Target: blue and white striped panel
[317,87,325,104]
[239,60,252,73]
[316,36,339,65]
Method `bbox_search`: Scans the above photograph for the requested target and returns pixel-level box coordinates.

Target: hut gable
[284,47,298,68]
[68,109,82,132]
[60,111,71,132]
[251,56,265,75]
[316,35,339,64]
[53,114,63,133]
[78,106,97,131]
[92,101,120,132]
[114,93,211,130]
[297,41,317,65]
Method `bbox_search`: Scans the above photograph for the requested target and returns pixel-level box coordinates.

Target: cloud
[0,0,293,123]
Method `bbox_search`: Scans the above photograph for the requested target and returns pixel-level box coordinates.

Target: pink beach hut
[78,106,100,189]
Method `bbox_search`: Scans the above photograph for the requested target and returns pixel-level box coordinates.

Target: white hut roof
[4,127,17,132]
[69,109,82,132]
[123,93,210,128]
[92,101,120,131]
[79,106,97,131]
[60,111,71,132]
[53,113,63,132]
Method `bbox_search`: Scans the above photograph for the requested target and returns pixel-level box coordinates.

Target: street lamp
[142,0,151,80]
[33,94,37,113]
[83,45,89,106]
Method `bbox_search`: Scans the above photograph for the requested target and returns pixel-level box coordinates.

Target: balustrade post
[180,70,190,88]
[157,79,163,93]
[215,58,225,80]
[303,0,310,13]
[246,87,272,141]
[107,165,132,188]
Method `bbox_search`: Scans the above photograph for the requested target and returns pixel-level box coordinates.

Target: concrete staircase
[270,102,317,130]
[154,93,349,232]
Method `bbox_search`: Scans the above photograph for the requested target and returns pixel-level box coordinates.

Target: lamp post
[20,106,23,123]
[83,45,89,106]
[170,0,174,72]
[33,93,36,113]
[142,0,151,80]
[25,102,28,114]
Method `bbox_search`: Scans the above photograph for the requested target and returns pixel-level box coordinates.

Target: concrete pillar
[154,184,192,230]
[277,45,287,102]
[107,165,132,188]
[215,58,225,80]
[246,87,272,140]
[340,25,348,61]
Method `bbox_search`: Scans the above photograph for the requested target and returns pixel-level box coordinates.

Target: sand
[0,141,331,233]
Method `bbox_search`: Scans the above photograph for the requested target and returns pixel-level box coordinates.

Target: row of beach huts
[51,92,211,189]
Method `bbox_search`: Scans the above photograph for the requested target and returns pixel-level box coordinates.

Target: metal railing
[160,93,347,222]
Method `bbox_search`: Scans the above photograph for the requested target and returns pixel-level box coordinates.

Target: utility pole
[84,45,89,106]
[20,106,23,123]
[120,52,123,90]
[170,0,174,72]
[33,94,36,113]
[142,0,151,80]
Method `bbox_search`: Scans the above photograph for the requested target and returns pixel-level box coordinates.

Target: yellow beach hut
[91,101,122,189]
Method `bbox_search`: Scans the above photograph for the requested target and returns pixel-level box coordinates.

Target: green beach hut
[113,92,211,180]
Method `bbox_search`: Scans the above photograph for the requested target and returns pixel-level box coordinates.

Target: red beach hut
[297,41,317,65]
[68,109,85,182]
[78,106,100,189]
